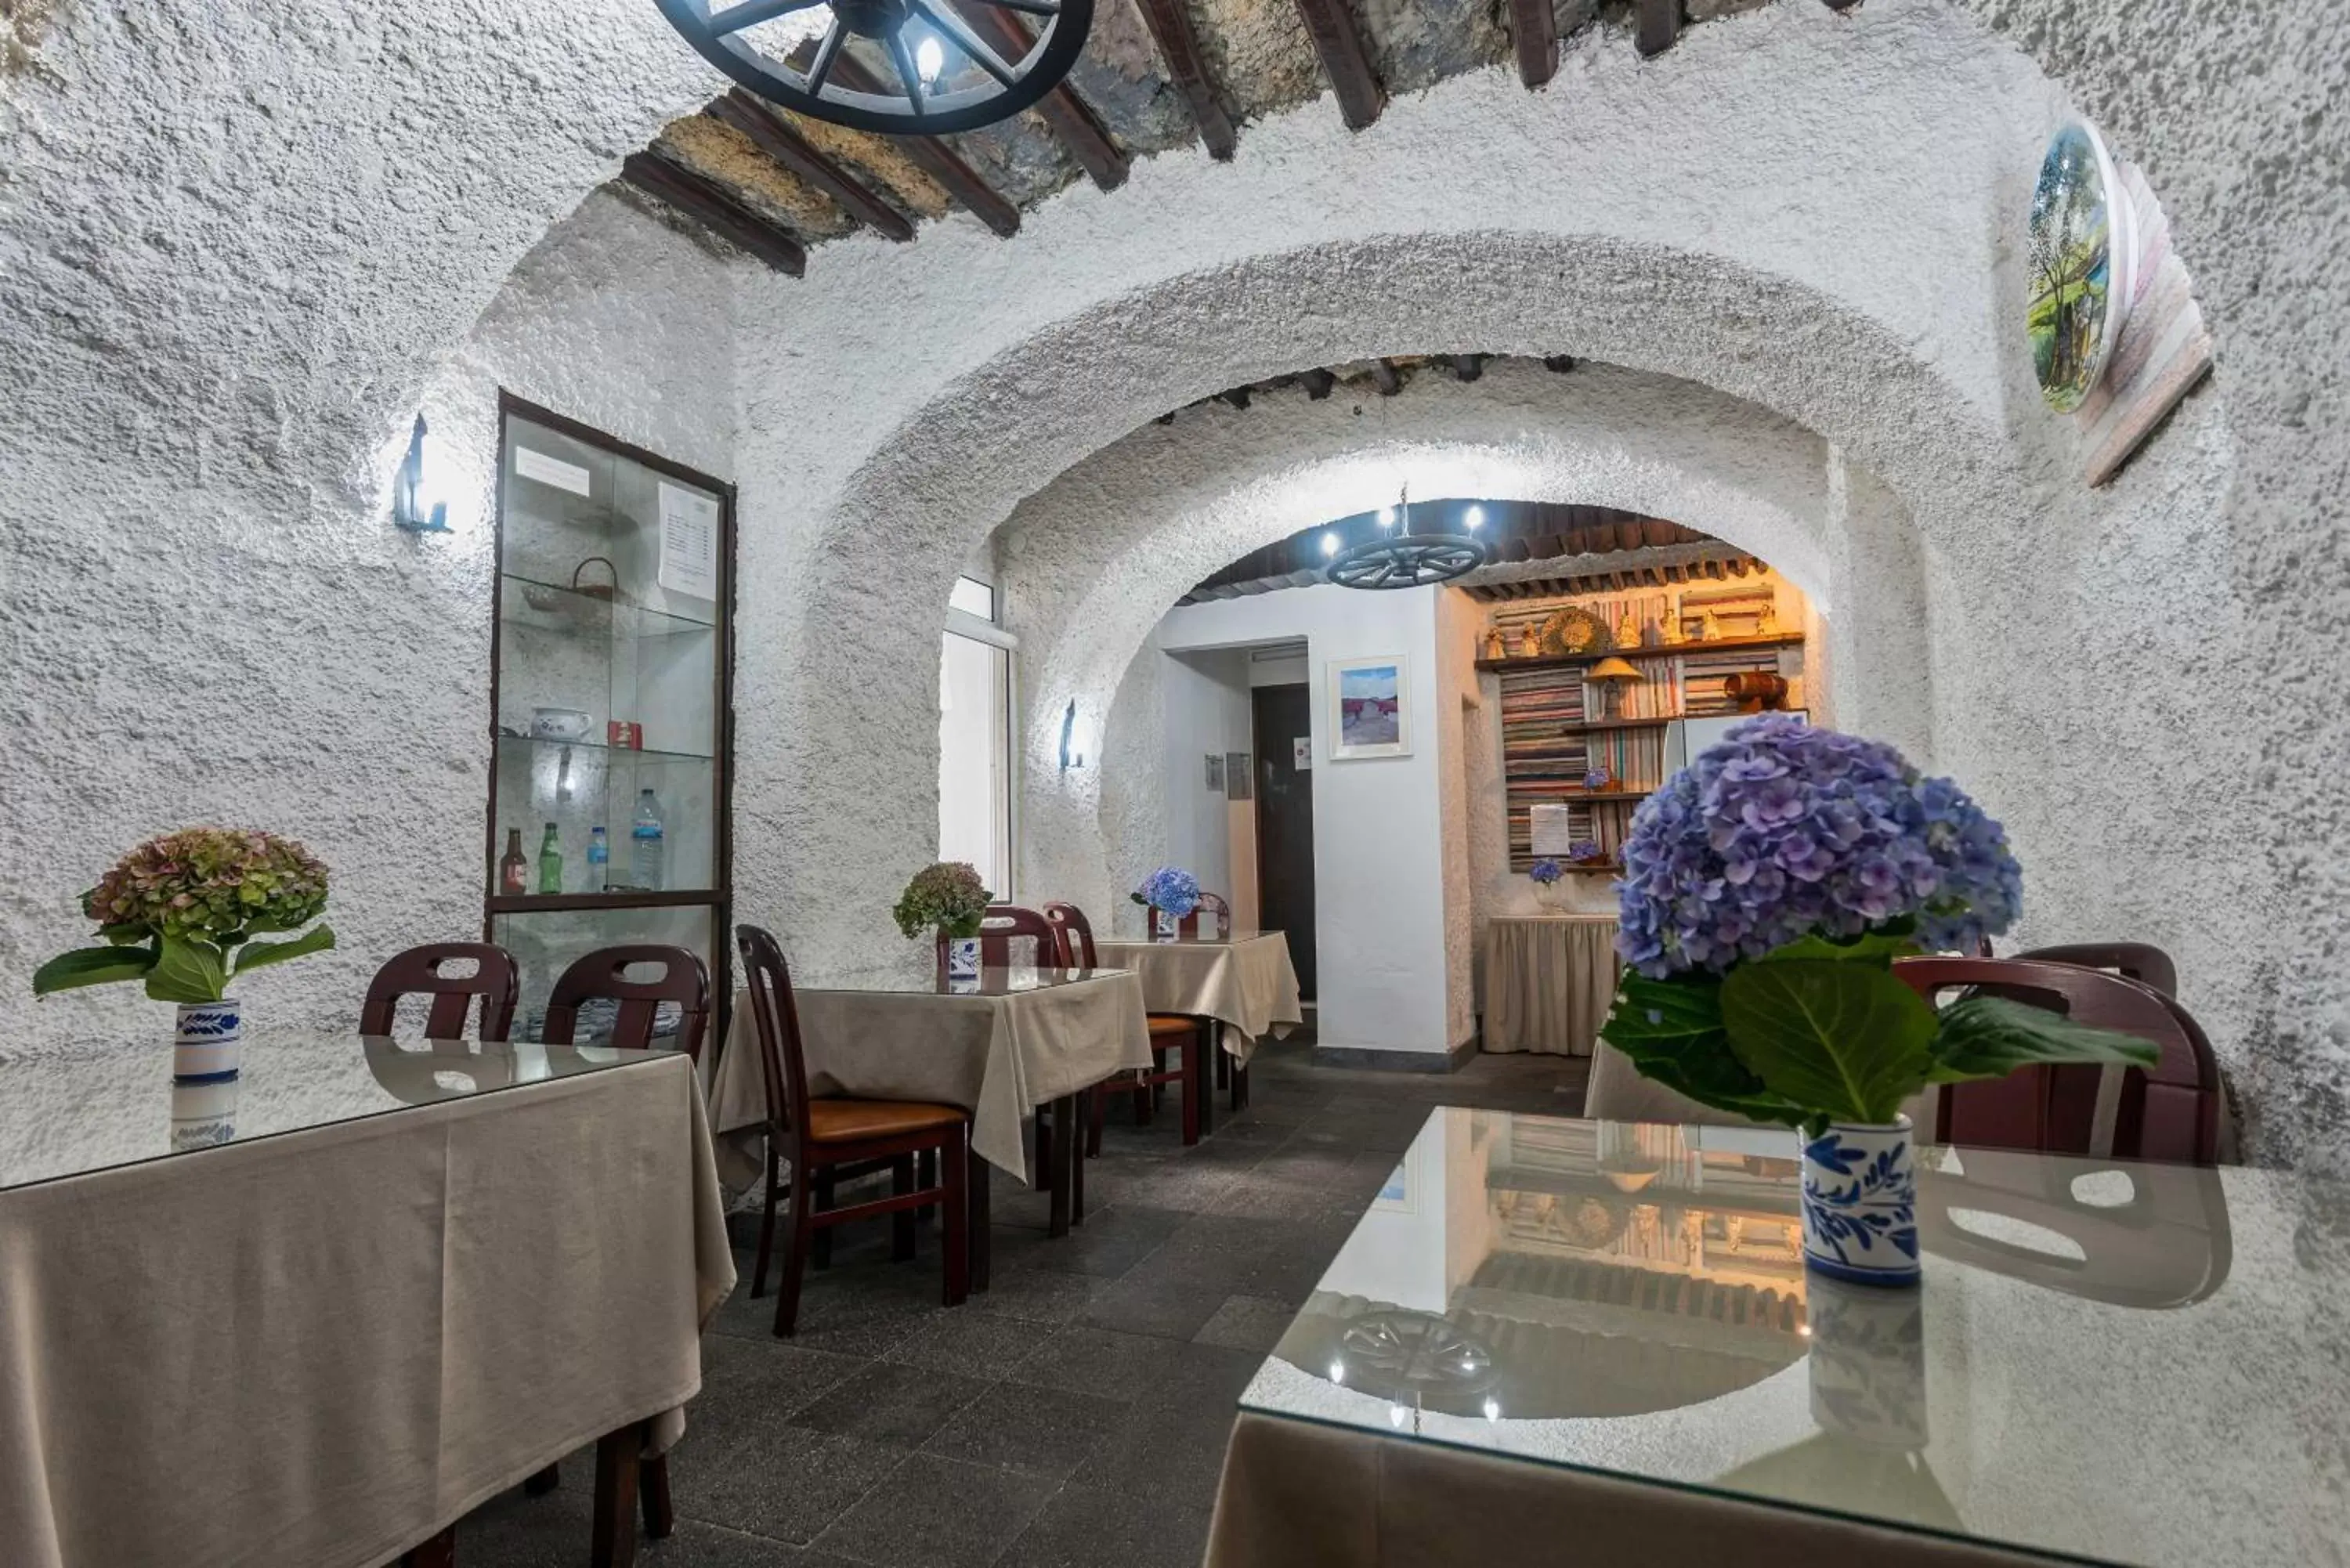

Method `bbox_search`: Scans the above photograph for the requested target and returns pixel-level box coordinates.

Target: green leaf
[1927,995,2161,1084]
[1754,930,1922,967]
[1719,959,1939,1124]
[99,922,154,947]
[33,944,159,995]
[233,923,335,976]
[1600,971,1808,1126]
[144,935,230,1004]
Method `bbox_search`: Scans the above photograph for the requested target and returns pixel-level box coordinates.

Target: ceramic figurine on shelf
[1483,628,1506,660]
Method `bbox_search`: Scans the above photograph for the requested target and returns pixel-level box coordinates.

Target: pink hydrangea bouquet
[33,828,335,1004]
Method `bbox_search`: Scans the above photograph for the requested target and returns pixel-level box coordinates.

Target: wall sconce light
[1058,699,1086,771]
[392,414,450,533]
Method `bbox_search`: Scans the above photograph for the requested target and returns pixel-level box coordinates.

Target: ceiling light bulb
[1321,532,1340,557]
[1328,1360,1347,1385]
[1482,1398,1501,1422]
[916,35,945,84]
[1377,507,1397,528]
[1465,504,1485,529]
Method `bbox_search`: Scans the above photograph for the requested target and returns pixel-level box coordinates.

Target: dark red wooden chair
[934,902,1059,981]
[736,924,971,1336]
[522,942,710,1531]
[2012,941,2179,998]
[1046,900,1215,1151]
[542,944,712,1061]
[1890,957,2222,1165]
[360,943,519,1042]
[1176,891,1233,939]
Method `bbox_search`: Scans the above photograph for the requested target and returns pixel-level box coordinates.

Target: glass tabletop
[795,964,1132,997]
[1245,1107,2346,1566]
[0,1035,667,1193]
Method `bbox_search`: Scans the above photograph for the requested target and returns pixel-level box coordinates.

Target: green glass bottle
[537,822,563,894]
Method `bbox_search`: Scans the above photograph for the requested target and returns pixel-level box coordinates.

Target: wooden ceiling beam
[1636,0,1680,57]
[1134,0,1239,161]
[1542,355,1578,373]
[1450,353,1487,381]
[945,1,1130,190]
[620,153,806,276]
[1509,0,1558,88]
[707,92,915,242]
[1216,386,1253,410]
[1292,0,1386,131]
[1370,358,1402,396]
[824,55,1023,237]
[1300,367,1336,400]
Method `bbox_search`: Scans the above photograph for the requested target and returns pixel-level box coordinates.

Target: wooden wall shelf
[1476,631,1806,673]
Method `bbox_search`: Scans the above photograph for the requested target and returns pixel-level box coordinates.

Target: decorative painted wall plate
[2028,120,2134,414]
[1538,605,1611,656]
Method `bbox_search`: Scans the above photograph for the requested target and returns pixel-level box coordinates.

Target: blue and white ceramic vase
[170,1077,243,1151]
[174,997,244,1083]
[1799,1115,1921,1288]
[1153,908,1178,942]
[943,935,982,984]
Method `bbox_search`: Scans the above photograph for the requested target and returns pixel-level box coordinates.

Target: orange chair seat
[1148,1013,1202,1037]
[805,1097,970,1143]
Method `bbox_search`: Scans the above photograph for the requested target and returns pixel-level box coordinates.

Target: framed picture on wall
[1328,655,1411,761]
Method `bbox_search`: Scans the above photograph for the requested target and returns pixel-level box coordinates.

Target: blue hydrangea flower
[1614,716,2022,977]
[1134,866,1202,916]
[1528,858,1564,885]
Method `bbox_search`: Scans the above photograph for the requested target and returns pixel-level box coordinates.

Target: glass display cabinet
[484,394,734,1042]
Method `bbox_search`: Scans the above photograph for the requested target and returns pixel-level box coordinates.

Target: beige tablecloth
[1483,914,1619,1057]
[1206,1410,2065,1568]
[710,971,1153,1187]
[1091,934,1304,1064]
[0,1053,734,1568]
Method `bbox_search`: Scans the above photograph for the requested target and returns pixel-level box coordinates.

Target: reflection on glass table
[1245,1107,2340,1567]
[0,1036,667,1191]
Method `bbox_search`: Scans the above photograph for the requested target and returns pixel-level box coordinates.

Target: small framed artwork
[1225,751,1253,799]
[1205,753,1225,792]
[1328,656,1411,761]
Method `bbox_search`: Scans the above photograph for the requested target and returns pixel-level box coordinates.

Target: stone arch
[742,233,2019,974]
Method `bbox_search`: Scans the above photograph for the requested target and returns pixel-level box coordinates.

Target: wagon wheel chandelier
[1326,484,1487,591]
[654,0,1094,135]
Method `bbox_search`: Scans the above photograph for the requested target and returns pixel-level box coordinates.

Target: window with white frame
[938,621,1013,897]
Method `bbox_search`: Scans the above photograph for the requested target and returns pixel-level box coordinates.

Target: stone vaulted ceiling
[614,0,1813,273]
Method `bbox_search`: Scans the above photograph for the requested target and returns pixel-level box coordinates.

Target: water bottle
[586,826,609,893]
[631,789,666,891]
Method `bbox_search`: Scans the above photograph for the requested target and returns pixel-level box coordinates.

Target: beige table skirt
[1205,1410,2066,1568]
[1092,934,1304,1064]
[0,1053,734,1568]
[710,972,1154,1187]
[1483,915,1619,1057]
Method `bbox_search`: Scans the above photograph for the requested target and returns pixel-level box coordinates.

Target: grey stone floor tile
[884,1308,1061,1380]
[788,1359,994,1449]
[992,1483,1217,1568]
[1006,1323,1184,1398]
[1077,1274,1235,1342]
[671,1425,906,1545]
[1190,1293,1300,1354]
[920,1379,1130,1479]
[1066,1397,1241,1514]
[808,1453,1057,1568]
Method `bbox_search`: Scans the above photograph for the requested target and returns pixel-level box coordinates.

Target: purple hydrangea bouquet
[1528,858,1565,886]
[1130,866,1202,916]
[1132,866,1201,941]
[33,828,335,1079]
[1600,717,2153,1284]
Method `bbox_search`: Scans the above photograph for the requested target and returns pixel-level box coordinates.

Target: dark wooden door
[1253,683,1316,1000]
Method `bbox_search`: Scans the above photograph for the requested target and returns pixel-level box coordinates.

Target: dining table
[707,963,1154,1245]
[1480,912,1618,1057]
[0,1033,735,1568]
[1090,927,1305,1074]
[1205,1105,2348,1568]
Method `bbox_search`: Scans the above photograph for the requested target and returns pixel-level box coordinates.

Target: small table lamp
[1588,656,1643,721]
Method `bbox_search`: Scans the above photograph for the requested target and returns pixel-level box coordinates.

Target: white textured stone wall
[3,0,2342,1165]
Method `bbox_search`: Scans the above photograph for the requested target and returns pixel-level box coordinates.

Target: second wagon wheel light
[654,0,1095,135]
